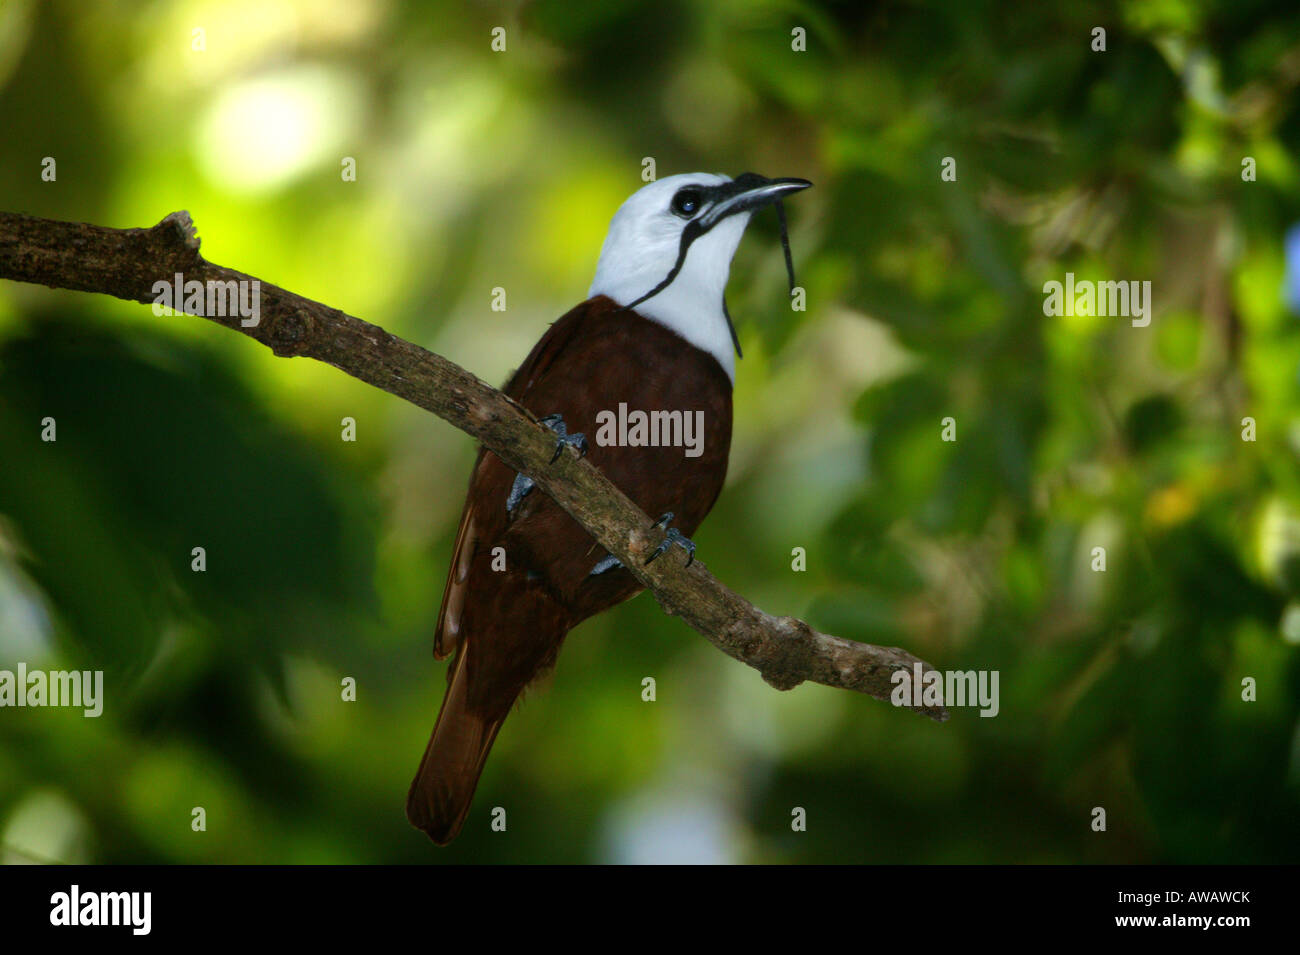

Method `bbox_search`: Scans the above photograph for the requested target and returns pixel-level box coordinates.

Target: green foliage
[1,0,1298,863]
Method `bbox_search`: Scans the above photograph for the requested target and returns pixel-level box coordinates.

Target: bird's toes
[549,430,587,464]
[506,473,535,514]
[536,412,586,464]
[589,554,624,576]
[645,514,695,567]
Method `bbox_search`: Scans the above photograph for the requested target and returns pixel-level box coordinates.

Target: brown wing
[432,481,476,659]
[431,302,599,659]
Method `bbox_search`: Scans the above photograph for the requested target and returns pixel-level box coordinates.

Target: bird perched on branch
[407,171,811,844]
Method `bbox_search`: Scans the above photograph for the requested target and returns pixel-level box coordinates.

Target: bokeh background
[1,0,1299,864]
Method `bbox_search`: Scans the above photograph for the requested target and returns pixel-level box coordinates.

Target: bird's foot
[507,413,587,514]
[589,554,624,576]
[539,413,589,464]
[506,473,535,513]
[644,512,696,567]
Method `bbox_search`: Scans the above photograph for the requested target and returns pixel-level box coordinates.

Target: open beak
[621,172,812,362]
[699,173,813,231]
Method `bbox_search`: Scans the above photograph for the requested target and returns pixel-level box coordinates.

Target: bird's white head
[588,172,811,382]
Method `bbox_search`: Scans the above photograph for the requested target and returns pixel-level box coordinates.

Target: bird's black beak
[622,172,812,363]
[699,173,813,231]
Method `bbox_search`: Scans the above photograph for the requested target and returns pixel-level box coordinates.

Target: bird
[406,171,812,844]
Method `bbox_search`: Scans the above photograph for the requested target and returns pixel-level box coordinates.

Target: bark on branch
[0,209,948,721]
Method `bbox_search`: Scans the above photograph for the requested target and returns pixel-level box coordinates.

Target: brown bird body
[405,171,810,844]
[407,296,732,843]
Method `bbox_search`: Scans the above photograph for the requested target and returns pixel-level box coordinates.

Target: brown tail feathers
[405,653,505,845]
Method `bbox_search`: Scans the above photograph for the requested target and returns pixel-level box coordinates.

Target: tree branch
[0,209,948,721]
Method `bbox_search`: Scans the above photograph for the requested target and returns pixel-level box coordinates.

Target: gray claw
[506,473,535,514]
[540,413,588,464]
[645,512,695,567]
[507,413,585,513]
[589,554,624,576]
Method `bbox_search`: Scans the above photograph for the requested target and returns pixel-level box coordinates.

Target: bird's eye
[670,188,702,218]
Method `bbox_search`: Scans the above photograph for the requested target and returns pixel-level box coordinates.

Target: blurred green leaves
[1,0,1299,863]
[0,314,376,672]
